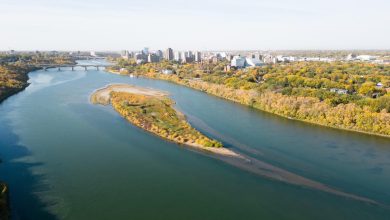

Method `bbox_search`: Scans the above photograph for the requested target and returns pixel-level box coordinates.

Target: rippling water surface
[0,60,389,220]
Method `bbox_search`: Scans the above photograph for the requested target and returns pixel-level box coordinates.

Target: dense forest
[108,59,390,137]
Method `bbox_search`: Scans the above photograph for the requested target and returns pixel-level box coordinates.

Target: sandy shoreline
[91,84,168,105]
[91,84,243,158]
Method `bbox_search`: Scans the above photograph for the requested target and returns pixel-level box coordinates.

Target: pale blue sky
[0,0,389,51]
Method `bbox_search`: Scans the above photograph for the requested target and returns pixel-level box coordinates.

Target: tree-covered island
[91,84,241,157]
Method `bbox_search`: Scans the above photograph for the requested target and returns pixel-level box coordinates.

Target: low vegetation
[103,91,223,148]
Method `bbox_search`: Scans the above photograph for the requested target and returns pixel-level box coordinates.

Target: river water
[0,60,389,220]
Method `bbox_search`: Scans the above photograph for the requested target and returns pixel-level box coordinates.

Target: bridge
[32,64,112,71]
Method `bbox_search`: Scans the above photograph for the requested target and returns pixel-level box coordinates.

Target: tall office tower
[142,47,149,55]
[156,50,163,60]
[186,51,193,58]
[165,48,174,61]
[174,51,182,62]
[195,51,202,62]
[148,54,159,63]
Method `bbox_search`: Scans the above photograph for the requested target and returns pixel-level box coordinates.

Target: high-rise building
[181,52,187,62]
[251,53,263,61]
[195,51,202,62]
[186,51,193,58]
[231,56,246,68]
[148,54,159,63]
[174,51,182,62]
[121,50,130,60]
[165,48,174,61]
[142,47,149,55]
[156,50,163,60]
[134,53,145,61]
[179,51,195,63]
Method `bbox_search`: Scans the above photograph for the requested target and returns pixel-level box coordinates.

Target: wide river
[0,60,390,220]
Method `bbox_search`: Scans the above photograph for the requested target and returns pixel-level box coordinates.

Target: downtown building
[194,51,202,63]
[174,51,182,62]
[165,48,174,61]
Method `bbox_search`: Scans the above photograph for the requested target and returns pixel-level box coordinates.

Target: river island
[90,85,379,205]
[91,84,241,157]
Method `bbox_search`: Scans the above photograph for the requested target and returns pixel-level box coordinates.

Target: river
[0,60,389,220]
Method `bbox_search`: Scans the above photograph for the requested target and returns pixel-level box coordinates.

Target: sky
[0,0,389,51]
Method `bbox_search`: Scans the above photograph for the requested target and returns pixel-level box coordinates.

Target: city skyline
[0,0,389,51]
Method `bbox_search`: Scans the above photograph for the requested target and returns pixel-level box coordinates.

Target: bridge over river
[32,63,113,71]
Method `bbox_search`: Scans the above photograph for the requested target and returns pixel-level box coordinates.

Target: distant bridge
[32,64,112,71]
[72,56,106,60]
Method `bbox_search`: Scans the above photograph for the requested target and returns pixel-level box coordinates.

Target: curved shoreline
[90,84,243,158]
[91,82,381,206]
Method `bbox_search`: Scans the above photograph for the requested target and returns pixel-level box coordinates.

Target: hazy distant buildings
[165,48,174,61]
[251,53,262,60]
[262,54,276,64]
[195,51,202,62]
[245,57,264,67]
[186,51,193,59]
[182,52,195,63]
[174,51,182,62]
[230,55,264,68]
[121,50,130,60]
[142,47,149,55]
[231,56,246,68]
[156,50,163,59]
[148,53,159,63]
[116,48,385,70]
[347,53,357,61]
[5,50,15,55]
[134,52,145,63]
[356,55,376,61]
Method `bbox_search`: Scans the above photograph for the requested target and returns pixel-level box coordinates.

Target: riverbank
[107,69,390,139]
[0,59,77,219]
[0,65,40,103]
[0,64,39,220]
[91,84,242,158]
[0,182,9,220]
[0,59,76,104]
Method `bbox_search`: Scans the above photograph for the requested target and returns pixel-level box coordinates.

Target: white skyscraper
[195,51,202,62]
[174,51,182,62]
